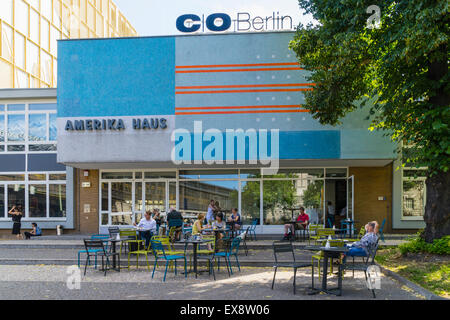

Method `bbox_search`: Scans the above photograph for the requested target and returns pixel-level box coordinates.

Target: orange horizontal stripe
[175,105,303,111]
[176,83,315,90]
[176,62,299,69]
[175,109,310,115]
[175,88,313,95]
[176,67,303,74]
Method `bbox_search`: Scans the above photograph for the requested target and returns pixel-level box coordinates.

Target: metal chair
[214,237,241,276]
[378,218,386,242]
[77,234,109,268]
[237,227,250,256]
[247,219,258,241]
[271,241,312,294]
[195,236,217,280]
[341,239,380,298]
[83,239,120,276]
[150,239,187,282]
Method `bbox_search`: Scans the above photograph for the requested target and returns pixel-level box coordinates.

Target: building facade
[0,0,137,89]
[0,31,427,236]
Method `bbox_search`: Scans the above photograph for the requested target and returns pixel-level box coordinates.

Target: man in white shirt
[133,211,156,248]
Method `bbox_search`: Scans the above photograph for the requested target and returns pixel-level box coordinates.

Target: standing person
[24,223,42,240]
[327,201,335,227]
[9,205,23,239]
[133,211,157,249]
[206,200,216,225]
[167,207,183,241]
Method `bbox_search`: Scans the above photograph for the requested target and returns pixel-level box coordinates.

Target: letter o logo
[206,13,231,32]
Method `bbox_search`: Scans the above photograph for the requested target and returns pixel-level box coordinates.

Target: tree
[290,0,449,242]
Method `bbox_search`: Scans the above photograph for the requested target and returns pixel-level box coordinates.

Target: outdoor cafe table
[178,238,209,279]
[304,245,349,296]
[108,238,125,270]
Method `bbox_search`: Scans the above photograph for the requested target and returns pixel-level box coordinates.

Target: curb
[376,263,447,300]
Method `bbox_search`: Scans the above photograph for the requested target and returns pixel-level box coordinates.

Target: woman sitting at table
[340,221,379,262]
[192,213,210,235]
[133,211,156,249]
[228,208,241,231]
[212,212,226,240]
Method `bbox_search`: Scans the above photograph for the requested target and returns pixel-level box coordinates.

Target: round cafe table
[178,238,208,279]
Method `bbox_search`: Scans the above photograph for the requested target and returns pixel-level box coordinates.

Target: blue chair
[77,234,110,269]
[215,237,241,276]
[379,218,386,242]
[247,219,258,241]
[167,219,183,235]
[150,239,187,282]
[182,222,192,238]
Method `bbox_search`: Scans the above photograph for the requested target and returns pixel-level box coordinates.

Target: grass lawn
[376,248,450,299]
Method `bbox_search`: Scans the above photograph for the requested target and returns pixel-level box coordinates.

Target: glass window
[8,184,25,213]
[29,103,57,111]
[326,168,347,178]
[144,182,166,213]
[179,180,238,217]
[15,32,26,70]
[28,0,39,10]
[8,145,25,152]
[7,114,25,141]
[135,182,143,217]
[0,185,4,217]
[1,22,13,61]
[0,0,13,25]
[53,0,61,28]
[101,182,108,211]
[27,40,39,76]
[15,0,29,36]
[49,184,66,217]
[49,174,66,181]
[402,180,425,218]
[30,8,40,44]
[241,180,260,224]
[29,184,47,217]
[29,144,57,151]
[0,175,25,181]
[41,50,52,84]
[49,113,57,140]
[262,180,297,225]
[50,26,60,56]
[179,170,238,180]
[15,69,29,88]
[300,180,324,224]
[144,172,176,179]
[41,0,52,20]
[29,174,46,181]
[29,114,47,141]
[111,182,132,212]
[102,172,133,179]
[240,169,261,179]
[7,104,25,111]
[0,114,4,142]
[41,18,50,51]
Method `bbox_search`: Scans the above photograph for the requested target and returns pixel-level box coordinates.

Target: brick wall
[349,164,393,233]
[77,169,100,234]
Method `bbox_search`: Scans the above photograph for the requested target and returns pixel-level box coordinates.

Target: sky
[113,0,315,36]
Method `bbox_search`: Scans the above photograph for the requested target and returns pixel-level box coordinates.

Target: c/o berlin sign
[176,12,294,33]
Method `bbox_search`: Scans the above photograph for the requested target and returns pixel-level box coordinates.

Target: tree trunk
[423,170,450,243]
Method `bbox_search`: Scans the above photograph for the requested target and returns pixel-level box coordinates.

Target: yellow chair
[311,239,344,278]
[310,228,336,245]
[346,226,366,242]
[307,224,322,244]
[119,229,143,255]
[128,241,152,271]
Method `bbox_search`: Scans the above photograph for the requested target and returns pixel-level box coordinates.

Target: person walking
[9,205,24,239]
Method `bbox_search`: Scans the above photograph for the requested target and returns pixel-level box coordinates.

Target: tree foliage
[290,0,449,175]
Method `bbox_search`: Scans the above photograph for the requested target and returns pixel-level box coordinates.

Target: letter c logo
[176,14,201,33]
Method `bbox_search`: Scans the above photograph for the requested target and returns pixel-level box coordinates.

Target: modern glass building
[0,0,137,88]
[0,31,427,236]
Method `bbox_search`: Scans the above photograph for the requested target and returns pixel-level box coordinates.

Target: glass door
[110,182,133,225]
[144,181,166,214]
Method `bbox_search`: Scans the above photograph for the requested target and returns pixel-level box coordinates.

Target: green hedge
[399,233,450,255]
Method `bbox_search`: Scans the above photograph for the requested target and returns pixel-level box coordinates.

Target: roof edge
[0,88,57,100]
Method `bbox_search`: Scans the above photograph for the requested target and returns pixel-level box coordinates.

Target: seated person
[24,223,42,240]
[283,207,309,240]
[341,221,379,262]
[228,208,241,231]
[212,212,226,240]
[192,213,210,235]
[133,211,157,249]
[167,207,183,241]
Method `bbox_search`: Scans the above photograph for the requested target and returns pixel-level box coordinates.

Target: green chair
[311,239,345,278]
[347,226,366,243]
[310,228,336,244]
[127,240,152,271]
[119,229,143,255]
[307,224,322,244]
